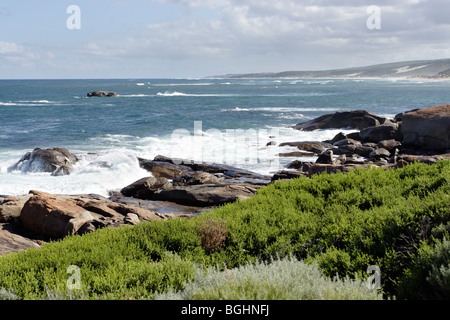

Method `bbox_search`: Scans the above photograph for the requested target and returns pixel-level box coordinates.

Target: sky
[1,0,450,79]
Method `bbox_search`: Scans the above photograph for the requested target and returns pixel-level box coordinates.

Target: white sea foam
[0,100,59,106]
[0,148,149,197]
[18,100,53,103]
[119,94,153,98]
[222,107,339,113]
[156,91,188,97]
[156,91,238,97]
[152,83,213,87]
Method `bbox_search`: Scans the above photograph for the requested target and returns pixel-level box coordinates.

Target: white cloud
[0,41,24,54]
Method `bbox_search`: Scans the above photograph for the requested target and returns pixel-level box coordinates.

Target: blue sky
[1,0,450,79]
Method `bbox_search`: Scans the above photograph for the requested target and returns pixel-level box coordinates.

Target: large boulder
[8,148,78,176]
[20,192,95,238]
[19,190,166,239]
[138,158,194,179]
[358,123,402,143]
[293,110,387,131]
[401,104,450,152]
[120,176,172,199]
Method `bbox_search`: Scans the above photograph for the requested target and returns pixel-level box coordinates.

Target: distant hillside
[212,58,450,79]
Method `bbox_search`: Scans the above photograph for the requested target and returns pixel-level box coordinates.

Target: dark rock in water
[329,132,347,145]
[52,165,72,176]
[292,110,387,131]
[120,176,172,200]
[401,104,450,152]
[8,148,78,176]
[279,141,331,154]
[172,171,224,186]
[138,158,194,179]
[87,91,118,97]
[359,123,402,143]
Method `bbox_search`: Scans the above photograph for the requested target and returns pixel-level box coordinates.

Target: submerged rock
[8,148,78,176]
[87,91,118,97]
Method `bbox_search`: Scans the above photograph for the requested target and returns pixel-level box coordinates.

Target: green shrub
[0,160,448,300]
[155,256,383,300]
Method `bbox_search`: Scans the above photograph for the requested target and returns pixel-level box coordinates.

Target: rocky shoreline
[1,104,449,256]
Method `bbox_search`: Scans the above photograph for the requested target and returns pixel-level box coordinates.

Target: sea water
[1,78,450,196]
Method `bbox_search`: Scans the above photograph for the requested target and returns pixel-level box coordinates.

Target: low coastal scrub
[155,256,383,300]
[0,160,448,300]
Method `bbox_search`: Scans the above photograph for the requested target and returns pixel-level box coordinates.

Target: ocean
[1,78,450,197]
